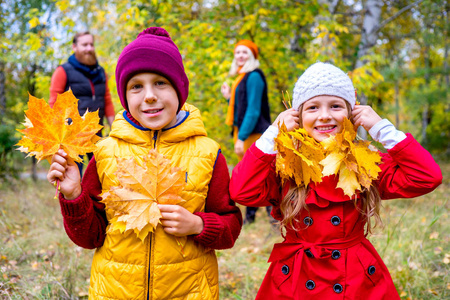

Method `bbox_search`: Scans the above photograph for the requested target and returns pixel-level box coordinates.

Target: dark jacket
[62,63,106,124]
[236,69,271,134]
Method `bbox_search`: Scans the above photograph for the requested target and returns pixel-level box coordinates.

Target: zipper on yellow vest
[146,231,156,300]
[147,130,158,300]
[152,130,159,149]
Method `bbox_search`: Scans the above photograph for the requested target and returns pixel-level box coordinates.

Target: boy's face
[301,95,349,142]
[126,73,179,130]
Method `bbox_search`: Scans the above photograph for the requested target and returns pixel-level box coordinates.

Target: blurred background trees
[1,0,448,176]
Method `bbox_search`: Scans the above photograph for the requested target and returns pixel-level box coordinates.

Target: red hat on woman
[235,40,259,59]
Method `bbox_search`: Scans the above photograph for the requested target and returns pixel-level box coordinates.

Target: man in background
[50,31,115,175]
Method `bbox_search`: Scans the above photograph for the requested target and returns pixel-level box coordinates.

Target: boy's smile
[301,95,349,142]
[126,73,179,130]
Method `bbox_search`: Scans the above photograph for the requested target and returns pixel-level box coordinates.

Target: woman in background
[221,39,271,224]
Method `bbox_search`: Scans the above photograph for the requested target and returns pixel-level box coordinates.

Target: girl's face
[301,95,350,142]
[234,45,250,67]
[126,73,179,130]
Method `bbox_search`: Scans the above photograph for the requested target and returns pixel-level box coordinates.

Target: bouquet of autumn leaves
[275,118,382,197]
[17,90,186,242]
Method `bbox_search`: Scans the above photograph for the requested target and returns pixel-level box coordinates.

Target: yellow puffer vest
[89,104,220,300]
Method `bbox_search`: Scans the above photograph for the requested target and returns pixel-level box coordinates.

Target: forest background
[0,0,449,299]
[1,0,449,173]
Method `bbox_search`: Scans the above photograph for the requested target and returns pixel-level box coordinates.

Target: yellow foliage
[25,33,41,51]
[55,0,70,11]
[28,17,40,29]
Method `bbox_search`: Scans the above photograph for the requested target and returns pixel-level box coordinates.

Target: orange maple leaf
[275,123,324,187]
[320,118,381,196]
[101,149,186,241]
[16,90,103,162]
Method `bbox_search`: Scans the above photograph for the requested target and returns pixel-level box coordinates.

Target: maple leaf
[320,118,381,196]
[275,123,324,187]
[101,149,186,241]
[16,90,103,162]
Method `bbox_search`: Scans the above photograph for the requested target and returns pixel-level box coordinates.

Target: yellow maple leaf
[101,149,186,241]
[16,90,103,162]
[321,152,345,176]
[336,164,360,196]
[320,118,381,196]
[275,123,324,187]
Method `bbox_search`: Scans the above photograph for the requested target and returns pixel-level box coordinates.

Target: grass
[0,161,448,299]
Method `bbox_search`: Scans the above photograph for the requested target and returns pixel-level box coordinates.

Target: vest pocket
[356,244,382,286]
[271,256,294,289]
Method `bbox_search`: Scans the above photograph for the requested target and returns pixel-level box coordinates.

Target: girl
[47,27,242,299]
[221,39,272,224]
[229,62,442,299]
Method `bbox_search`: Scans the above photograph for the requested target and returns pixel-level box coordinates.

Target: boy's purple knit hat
[115,27,189,112]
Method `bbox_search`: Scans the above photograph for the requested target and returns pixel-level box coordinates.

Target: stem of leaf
[54,179,60,199]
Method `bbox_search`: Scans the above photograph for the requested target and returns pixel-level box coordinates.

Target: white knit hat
[292,62,356,110]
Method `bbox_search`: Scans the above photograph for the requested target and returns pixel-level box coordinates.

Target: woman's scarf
[225,71,246,126]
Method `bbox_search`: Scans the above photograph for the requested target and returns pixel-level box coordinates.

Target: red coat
[230,134,442,299]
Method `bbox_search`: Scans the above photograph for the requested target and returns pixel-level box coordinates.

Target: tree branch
[375,0,424,33]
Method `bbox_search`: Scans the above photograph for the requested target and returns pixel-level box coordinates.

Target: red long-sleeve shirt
[58,152,242,250]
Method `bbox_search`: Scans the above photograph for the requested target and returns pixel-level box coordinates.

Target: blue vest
[61,63,106,124]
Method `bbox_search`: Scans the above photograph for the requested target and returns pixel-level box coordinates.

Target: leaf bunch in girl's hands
[275,118,382,197]
[275,123,324,187]
[320,118,382,196]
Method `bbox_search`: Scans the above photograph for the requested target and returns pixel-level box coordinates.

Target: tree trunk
[395,82,399,128]
[444,0,450,154]
[355,0,383,139]
[421,104,429,144]
[421,41,431,144]
[355,0,383,69]
[444,0,449,87]
[318,0,341,14]
[0,61,5,122]
[28,64,38,181]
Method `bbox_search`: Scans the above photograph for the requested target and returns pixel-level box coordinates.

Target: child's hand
[158,204,204,237]
[272,108,300,131]
[47,149,81,200]
[352,105,382,132]
[221,82,231,99]
[235,139,245,157]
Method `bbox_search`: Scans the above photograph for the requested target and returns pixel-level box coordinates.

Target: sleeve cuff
[368,119,407,149]
[255,125,279,154]
[192,212,224,245]
[59,188,92,218]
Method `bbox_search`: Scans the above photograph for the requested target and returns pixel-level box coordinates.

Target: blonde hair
[229,46,260,76]
[280,102,382,234]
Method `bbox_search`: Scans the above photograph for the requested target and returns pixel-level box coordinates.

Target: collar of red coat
[283,175,360,208]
